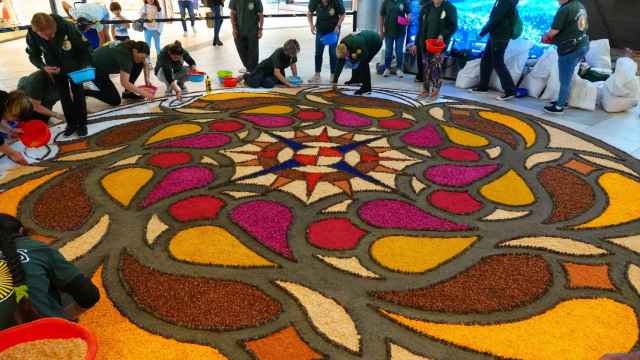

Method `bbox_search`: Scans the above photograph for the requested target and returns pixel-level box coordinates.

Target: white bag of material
[455,59,482,89]
[568,77,597,111]
[489,39,534,92]
[605,57,639,98]
[585,39,612,70]
[602,88,639,113]
[594,81,606,107]
[521,48,558,98]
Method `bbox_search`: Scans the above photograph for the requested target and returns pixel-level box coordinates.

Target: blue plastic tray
[68,67,96,85]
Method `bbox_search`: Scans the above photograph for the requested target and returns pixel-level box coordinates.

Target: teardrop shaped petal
[480,169,534,206]
[145,124,202,144]
[59,215,110,261]
[102,167,154,207]
[499,236,608,256]
[359,199,472,231]
[574,173,640,229]
[140,166,215,208]
[231,200,294,259]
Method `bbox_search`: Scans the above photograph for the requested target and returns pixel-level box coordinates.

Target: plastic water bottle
[205,75,212,93]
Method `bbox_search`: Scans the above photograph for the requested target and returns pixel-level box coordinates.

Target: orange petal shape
[0,169,66,216]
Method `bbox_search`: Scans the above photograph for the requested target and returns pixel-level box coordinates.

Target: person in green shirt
[155,41,200,100]
[17,70,63,124]
[245,39,300,88]
[471,0,519,101]
[410,0,457,98]
[542,0,589,115]
[26,13,92,137]
[307,0,346,83]
[87,40,153,106]
[0,214,100,330]
[0,90,32,166]
[380,0,410,78]
[229,0,264,73]
[333,30,383,95]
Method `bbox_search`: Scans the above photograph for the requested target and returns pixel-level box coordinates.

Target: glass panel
[1,0,53,27]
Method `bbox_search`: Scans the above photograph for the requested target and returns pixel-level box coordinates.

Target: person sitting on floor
[155,41,199,99]
[332,30,383,95]
[17,70,63,124]
[244,39,301,88]
[0,90,32,165]
[86,40,154,105]
[0,214,100,330]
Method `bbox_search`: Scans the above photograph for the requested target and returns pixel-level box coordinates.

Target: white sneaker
[238,67,248,74]
[82,81,99,92]
[383,69,391,77]
[308,73,321,84]
[397,70,404,78]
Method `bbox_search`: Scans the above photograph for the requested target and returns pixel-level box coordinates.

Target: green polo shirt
[333,31,382,81]
[17,71,59,110]
[229,0,264,36]
[0,260,17,330]
[380,0,410,38]
[309,0,346,35]
[91,42,134,75]
[551,0,589,52]
[255,47,297,75]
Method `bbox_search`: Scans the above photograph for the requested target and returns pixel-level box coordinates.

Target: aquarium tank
[407,0,560,58]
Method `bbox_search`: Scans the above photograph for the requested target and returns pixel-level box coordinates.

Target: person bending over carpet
[0,90,32,165]
[244,39,300,88]
[17,70,63,124]
[332,30,383,95]
[0,214,100,330]
[155,41,200,99]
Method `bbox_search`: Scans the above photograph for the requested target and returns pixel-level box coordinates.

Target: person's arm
[60,274,100,320]
[333,59,345,84]
[143,61,151,86]
[258,12,264,39]
[184,51,197,68]
[307,0,316,34]
[119,71,152,99]
[30,99,64,121]
[230,10,239,39]
[291,62,298,78]
[379,0,386,37]
[545,8,565,43]
[0,143,27,165]
[110,23,117,40]
[480,0,513,36]
[335,1,346,32]
[273,68,291,87]
[26,34,47,70]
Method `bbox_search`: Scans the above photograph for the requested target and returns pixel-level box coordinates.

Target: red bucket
[425,38,446,54]
[223,77,239,88]
[0,317,97,360]
[17,120,51,148]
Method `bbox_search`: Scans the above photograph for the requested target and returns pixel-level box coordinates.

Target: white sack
[521,48,558,98]
[602,88,639,113]
[605,57,639,98]
[568,77,597,111]
[585,39,612,70]
[455,59,482,89]
[489,39,534,91]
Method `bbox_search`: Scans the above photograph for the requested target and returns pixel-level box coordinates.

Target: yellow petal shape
[275,280,361,353]
[370,236,477,273]
[169,226,275,267]
[342,106,394,118]
[201,92,284,101]
[499,236,607,256]
[241,105,294,115]
[145,124,202,144]
[0,165,46,186]
[80,267,228,360]
[60,215,110,261]
[480,169,534,206]
[0,169,66,216]
[441,125,490,147]
[479,111,536,148]
[56,146,127,161]
[574,173,640,229]
[101,168,154,207]
[380,298,638,360]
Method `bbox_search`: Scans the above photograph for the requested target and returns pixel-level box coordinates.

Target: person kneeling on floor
[332,30,383,95]
[155,41,199,99]
[244,39,301,88]
[0,214,100,330]
[0,90,33,165]
[17,70,63,124]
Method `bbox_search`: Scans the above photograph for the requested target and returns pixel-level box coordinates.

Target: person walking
[178,0,197,36]
[333,30,383,95]
[307,0,346,83]
[140,0,165,56]
[379,0,410,78]
[206,0,225,46]
[471,0,519,101]
[229,0,264,73]
[543,0,589,115]
[26,13,91,137]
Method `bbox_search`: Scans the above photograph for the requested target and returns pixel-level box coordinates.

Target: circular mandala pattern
[1,87,640,360]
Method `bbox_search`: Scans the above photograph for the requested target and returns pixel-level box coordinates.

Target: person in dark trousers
[471,0,519,101]
[26,13,91,137]
[87,40,153,106]
[155,41,200,99]
[333,30,383,95]
[245,39,300,88]
[229,0,264,73]
[17,70,62,124]
[307,0,346,83]
[543,0,589,115]
[411,0,457,97]
[0,90,32,165]
[0,214,100,330]
[178,0,197,35]
[206,0,225,46]
[380,0,410,78]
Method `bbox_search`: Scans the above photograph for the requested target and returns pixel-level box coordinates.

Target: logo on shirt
[248,2,255,11]
[329,8,336,16]
[17,250,29,263]
[399,4,404,11]
[62,35,72,51]
[441,10,447,19]
[577,10,588,31]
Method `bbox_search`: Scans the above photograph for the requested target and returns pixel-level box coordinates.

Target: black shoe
[544,104,565,115]
[215,39,223,46]
[77,126,88,137]
[355,87,372,95]
[415,77,424,83]
[122,91,144,100]
[550,101,569,107]
[496,93,516,101]
[469,87,489,93]
[63,126,77,137]
[345,79,362,86]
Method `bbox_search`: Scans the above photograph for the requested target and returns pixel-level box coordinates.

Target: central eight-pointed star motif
[222,126,420,203]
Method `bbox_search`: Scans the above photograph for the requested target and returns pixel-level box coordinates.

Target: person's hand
[139,89,153,101]
[438,35,444,41]
[310,24,316,35]
[233,28,239,39]
[145,80,153,87]
[171,82,183,100]
[190,66,200,73]
[44,66,60,75]
[478,27,488,38]
[258,29,263,39]
[9,128,23,138]
[7,150,27,165]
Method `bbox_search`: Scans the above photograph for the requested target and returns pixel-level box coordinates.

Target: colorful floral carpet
[1,87,639,360]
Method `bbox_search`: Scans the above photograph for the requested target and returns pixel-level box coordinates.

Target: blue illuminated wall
[407,0,560,56]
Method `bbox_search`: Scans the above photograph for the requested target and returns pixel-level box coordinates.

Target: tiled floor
[1,16,638,158]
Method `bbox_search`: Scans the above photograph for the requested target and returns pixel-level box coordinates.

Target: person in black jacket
[26,13,92,137]
[471,0,519,101]
[155,41,199,99]
[411,0,457,97]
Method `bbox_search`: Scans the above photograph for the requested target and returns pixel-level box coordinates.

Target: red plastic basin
[223,77,239,88]
[425,38,446,54]
[17,120,51,148]
[0,317,97,360]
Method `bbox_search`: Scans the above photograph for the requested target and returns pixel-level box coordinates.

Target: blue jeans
[179,1,196,31]
[211,5,223,41]
[144,28,161,55]
[315,32,337,74]
[557,45,589,107]
[384,33,406,70]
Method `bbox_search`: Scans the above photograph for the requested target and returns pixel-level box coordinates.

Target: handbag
[133,18,145,32]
